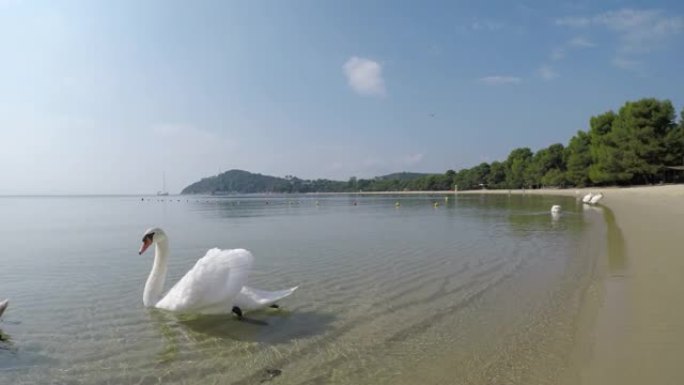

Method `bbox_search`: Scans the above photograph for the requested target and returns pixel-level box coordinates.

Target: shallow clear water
[0,194,602,384]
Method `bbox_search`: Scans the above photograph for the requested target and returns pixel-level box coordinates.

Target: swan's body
[0,299,8,318]
[581,192,604,205]
[550,205,561,214]
[139,228,297,315]
[589,193,604,204]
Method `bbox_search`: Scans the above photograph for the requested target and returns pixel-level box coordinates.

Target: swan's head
[139,227,167,255]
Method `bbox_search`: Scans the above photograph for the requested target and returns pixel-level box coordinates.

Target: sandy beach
[456,185,684,384]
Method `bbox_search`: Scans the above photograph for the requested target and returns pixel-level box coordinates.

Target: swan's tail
[234,286,298,312]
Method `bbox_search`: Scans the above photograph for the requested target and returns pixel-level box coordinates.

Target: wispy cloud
[469,19,504,31]
[478,76,522,86]
[538,65,558,80]
[568,36,596,48]
[549,36,595,65]
[343,56,386,97]
[612,57,643,72]
[556,8,684,54]
[551,47,566,61]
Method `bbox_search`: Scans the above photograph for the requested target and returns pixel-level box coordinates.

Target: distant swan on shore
[589,193,604,204]
[581,192,604,205]
[0,299,8,318]
[138,227,298,318]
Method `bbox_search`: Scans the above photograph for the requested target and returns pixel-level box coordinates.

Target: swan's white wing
[234,285,298,312]
[156,248,253,314]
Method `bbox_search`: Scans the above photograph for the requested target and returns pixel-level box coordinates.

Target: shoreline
[462,184,684,384]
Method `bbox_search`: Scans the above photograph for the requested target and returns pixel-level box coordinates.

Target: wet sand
[459,185,684,384]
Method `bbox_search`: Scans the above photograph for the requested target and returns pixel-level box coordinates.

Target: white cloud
[538,65,558,80]
[478,76,522,86]
[612,57,642,71]
[551,47,566,61]
[556,9,684,53]
[470,19,504,31]
[549,36,594,63]
[568,36,596,47]
[343,56,386,97]
[555,16,591,28]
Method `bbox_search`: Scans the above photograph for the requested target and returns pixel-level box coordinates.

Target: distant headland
[180,170,433,194]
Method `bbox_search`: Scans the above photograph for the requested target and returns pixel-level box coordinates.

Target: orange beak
[139,238,152,255]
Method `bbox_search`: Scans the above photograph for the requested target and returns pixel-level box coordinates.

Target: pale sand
[459,185,684,384]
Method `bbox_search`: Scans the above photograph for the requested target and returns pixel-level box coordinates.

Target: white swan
[0,299,8,318]
[589,192,604,204]
[581,193,594,203]
[551,205,561,214]
[138,227,297,317]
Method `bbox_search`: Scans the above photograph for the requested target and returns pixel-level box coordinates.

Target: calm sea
[0,194,604,384]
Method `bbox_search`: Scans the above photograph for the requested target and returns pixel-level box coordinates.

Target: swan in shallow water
[138,227,297,318]
[551,205,561,214]
[581,193,594,203]
[0,299,8,318]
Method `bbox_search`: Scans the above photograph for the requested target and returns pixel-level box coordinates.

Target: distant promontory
[180,170,433,194]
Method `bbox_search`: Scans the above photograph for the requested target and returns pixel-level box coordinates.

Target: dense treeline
[446,98,684,190]
[182,98,684,194]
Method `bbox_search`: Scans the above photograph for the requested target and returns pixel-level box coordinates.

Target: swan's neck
[143,239,169,307]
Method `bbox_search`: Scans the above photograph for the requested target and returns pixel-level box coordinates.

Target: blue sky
[1,0,683,194]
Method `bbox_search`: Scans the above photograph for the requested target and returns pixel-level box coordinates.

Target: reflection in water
[176,310,335,344]
[148,310,180,364]
[0,328,12,345]
[600,205,628,273]
[148,308,336,365]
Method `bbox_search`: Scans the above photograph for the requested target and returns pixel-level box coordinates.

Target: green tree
[610,98,677,184]
[486,161,506,188]
[587,111,626,184]
[664,108,684,167]
[505,148,533,188]
[526,143,565,188]
[565,131,592,187]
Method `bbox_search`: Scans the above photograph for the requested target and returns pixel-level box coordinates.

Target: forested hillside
[180,170,433,194]
[448,98,684,190]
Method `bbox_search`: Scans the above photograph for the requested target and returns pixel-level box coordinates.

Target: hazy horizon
[1,1,683,194]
